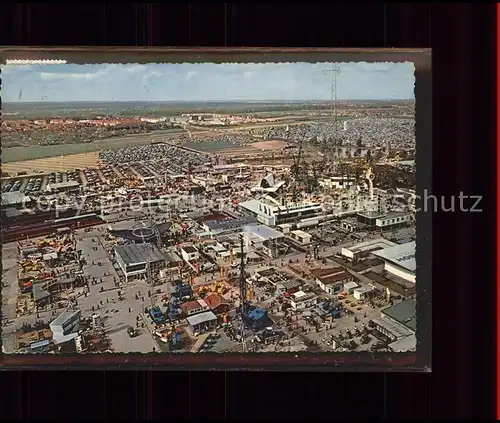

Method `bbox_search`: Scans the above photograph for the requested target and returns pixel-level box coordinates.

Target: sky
[1,62,415,102]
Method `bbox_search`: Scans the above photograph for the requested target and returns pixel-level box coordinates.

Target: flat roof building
[1,192,31,208]
[114,243,166,283]
[341,238,397,261]
[243,224,284,259]
[202,215,257,236]
[50,310,81,337]
[372,241,416,283]
[240,196,323,227]
[186,310,218,334]
[370,299,416,352]
[46,180,80,193]
[381,298,417,332]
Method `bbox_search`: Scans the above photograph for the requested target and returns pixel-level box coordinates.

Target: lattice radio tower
[238,234,248,352]
[323,64,341,163]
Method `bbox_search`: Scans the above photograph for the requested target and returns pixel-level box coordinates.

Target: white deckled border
[5,59,67,65]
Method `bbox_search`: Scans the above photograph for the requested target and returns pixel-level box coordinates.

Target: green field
[2,130,185,163]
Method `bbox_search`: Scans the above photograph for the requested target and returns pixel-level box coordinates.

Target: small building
[203,293,231,315]
[186,310,218,334]
[1,192,32,210]
[207,243,230,260]
[278,223,292,234]
[45,180,80,193]
[181,299,209,316]
[311,267,354,295]
[290,230,312,245]
[180,245,199,262]
[353,285,376,301]
[242,224,284,258]
[280,278,302,294]
[114,243,166,283]
[290,290,318,310]
[49,310,81,337]
[356,211,412,231]
[375,212,413,230]
[343,281,359,295]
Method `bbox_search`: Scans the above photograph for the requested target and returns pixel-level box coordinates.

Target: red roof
[203,293,229,310]
[181,300,204,312]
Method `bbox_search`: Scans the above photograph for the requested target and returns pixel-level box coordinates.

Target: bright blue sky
[2,62,415,102]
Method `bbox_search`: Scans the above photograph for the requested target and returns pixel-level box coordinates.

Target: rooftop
[204,215,257,231]
[46,180,80,190]
[281,279,302,291]
[243,224,283,241]
[50,310,81,327]
[372,241,416,272]
[292,291,316,301]
[344,281,359,289]
[182,245,198,254]
[1,192,31,206]
[311,267,352,285]
[381,299,417,332]
[344,238,397,254]
[203,293,229,309]
[186,310,218,327]
[164,251,183,263]
[290,230,311,238]
[371,316,413,339]
[353,285,376,294]
[181,299,208,312]
[114,243,165,266]
[388,334,416,352]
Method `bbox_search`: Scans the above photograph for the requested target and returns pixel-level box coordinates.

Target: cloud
[39,72,95,80]
[1,62,415,102]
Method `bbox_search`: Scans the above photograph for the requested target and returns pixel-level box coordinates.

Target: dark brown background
[0,3,496,420]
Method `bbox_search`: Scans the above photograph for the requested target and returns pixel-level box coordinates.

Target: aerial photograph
[1,61,417,355]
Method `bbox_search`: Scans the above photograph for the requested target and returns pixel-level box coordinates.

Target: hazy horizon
[2,62,415,102]
[3,98,415,105]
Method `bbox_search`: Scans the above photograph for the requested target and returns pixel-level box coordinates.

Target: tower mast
[323,64,341,165]
[238,234,247,352]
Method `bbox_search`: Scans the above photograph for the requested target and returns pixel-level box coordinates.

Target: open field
[250,140,290,150]
[3,100,414,120]
[2,130,187,163]
[2,152,101,175]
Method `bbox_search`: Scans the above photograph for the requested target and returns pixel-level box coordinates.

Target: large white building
[341,238,397,261]
[240,195,323,227]
[242,224,284,258]
[372,241,416,283]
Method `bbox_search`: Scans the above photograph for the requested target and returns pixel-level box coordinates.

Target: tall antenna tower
[238,234,247,352]
[153,221,162,248]
[323,64,341,163]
